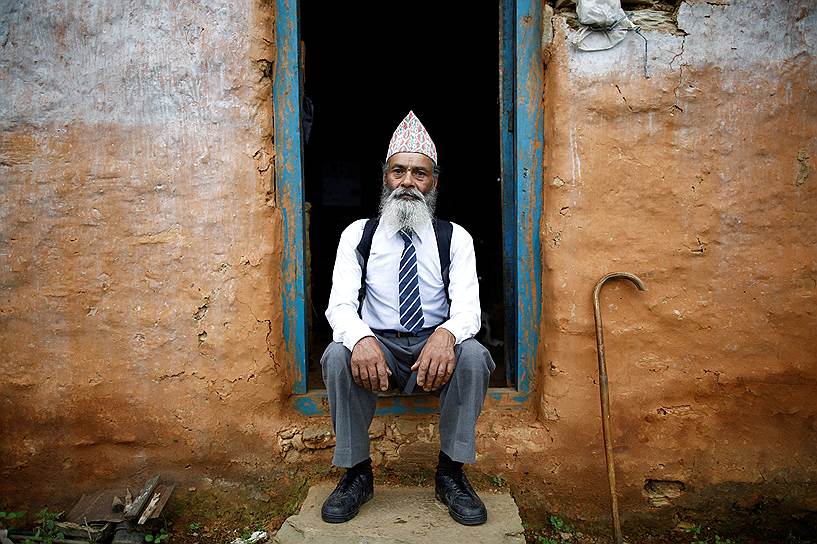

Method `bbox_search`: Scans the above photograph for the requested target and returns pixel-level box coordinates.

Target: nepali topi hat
[385,111,438,165]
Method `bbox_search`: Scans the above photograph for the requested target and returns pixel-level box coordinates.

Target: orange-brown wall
[523,0,817,528]
[1,0,815,533]
[0,0,289,504]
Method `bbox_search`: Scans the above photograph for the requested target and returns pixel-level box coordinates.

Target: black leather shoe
[435,470,487,525]
[321,469,374,523]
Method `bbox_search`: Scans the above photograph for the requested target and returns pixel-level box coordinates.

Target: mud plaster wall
[1,0,817,532]
[529,0,817,526]
[0,1,289,505]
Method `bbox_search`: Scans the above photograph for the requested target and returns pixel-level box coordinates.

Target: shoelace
[442,471,474,500]
[339,470,370,495]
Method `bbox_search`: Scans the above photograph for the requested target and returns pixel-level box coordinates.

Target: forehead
[387,152,434,170]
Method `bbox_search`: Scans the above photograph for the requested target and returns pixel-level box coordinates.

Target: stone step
[273,482,525,544]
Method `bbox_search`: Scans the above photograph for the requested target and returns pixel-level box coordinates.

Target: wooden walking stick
[593,272,647,544]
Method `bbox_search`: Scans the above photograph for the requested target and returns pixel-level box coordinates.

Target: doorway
[300,2,507,389]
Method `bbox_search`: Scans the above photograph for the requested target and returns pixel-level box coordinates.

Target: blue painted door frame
[274,0,544,414]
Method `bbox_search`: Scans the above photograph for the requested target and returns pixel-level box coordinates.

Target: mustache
[388,186,425,202]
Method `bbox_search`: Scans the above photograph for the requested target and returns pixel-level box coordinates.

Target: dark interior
[301,2,507,389]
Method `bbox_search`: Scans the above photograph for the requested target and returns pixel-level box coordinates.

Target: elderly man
[320,112,495,526]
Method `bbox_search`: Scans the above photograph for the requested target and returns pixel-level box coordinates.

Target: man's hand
[351,336,392,391]
[412,328,456,391]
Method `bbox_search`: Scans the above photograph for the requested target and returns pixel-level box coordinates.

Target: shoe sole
[321,492,373,523]
[435,490,487,526]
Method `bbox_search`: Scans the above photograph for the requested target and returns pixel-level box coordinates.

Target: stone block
[302,426,335,449]
[273,483,525,544]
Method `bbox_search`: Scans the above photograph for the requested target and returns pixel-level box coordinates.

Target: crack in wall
[670,33,687,113]
[235,297,279,370]
[614,84,635,113]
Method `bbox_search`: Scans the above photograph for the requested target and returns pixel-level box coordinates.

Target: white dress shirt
[325,218,482,351]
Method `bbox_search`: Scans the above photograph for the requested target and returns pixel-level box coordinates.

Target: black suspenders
[355,218,453,317]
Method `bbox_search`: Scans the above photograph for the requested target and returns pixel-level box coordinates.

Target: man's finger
[377,360,390,391]
[424,359,441,391]
[414,356,430,388]
[367,364,378,391]
[426,359,439,390]
[432,360,448,390]
[360,364,373,391]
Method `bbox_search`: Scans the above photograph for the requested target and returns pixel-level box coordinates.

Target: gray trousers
[321,333,496,468]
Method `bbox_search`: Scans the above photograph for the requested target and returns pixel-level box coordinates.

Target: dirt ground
[128,470,817,544]
[3,467,814,544]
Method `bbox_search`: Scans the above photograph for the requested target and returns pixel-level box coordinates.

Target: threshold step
[273,482,525,544]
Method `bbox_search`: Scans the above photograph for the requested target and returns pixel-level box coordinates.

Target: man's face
[379,152,438,232]
[383,152,436,196]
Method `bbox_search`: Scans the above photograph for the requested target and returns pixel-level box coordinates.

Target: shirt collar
[383,219,434,244]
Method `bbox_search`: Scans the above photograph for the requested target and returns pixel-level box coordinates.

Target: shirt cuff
[436,320,468,346]
[343,322,376,352]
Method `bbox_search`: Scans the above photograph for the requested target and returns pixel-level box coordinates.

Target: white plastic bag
[577,0,626,28]
[573,0,634,52]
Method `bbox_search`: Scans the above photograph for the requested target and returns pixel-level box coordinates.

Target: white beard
[379,185,437,233]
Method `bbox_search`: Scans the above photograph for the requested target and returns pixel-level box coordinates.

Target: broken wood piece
[123,476,159,521]
[146,484,175,520]
[56,521,113,541]
[124,488,132,510]
[137,492,161,525]
[112,495,124,512]
[66,489,127,524]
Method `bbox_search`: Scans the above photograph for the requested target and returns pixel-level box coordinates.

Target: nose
[399,170,415,188]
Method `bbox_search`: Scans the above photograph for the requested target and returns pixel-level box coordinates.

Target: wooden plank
[123,476,159,521]
[147,484,175,520]
[274,0,307,394]
[292,386,529,416]
[66,489,126,524]
[515,0,544,395]
[137,492,161,525]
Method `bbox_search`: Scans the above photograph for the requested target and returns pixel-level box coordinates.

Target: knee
[455,339,495,378]
[321,342,351,379]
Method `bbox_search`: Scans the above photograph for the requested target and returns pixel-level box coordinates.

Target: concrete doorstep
[273,483,525,544]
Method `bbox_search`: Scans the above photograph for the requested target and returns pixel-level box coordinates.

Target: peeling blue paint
[515,0,544,395]
[279,1,543,407]
[295,396,320,416]
[274,0,307,394]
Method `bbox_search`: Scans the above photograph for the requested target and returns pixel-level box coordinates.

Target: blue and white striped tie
[398,230,424,333]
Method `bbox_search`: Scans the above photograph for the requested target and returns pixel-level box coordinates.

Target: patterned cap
[386,111,438,165]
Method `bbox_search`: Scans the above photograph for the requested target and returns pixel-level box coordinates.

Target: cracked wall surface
[527,0,817,530]
[1,0,816,535]
[0,0,287,505]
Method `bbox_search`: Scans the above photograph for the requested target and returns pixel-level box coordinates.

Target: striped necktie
[398,229,424,333]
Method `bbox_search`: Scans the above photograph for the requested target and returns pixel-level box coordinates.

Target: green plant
[537,537,559,544]
[0,511,26,529]
[489,474,506,487]
[685,524,702,536]
[187,521,202,532]
[548,514,573,534]
[145,527,169,543]
[714,536,735,544]
[23,508,64,544]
